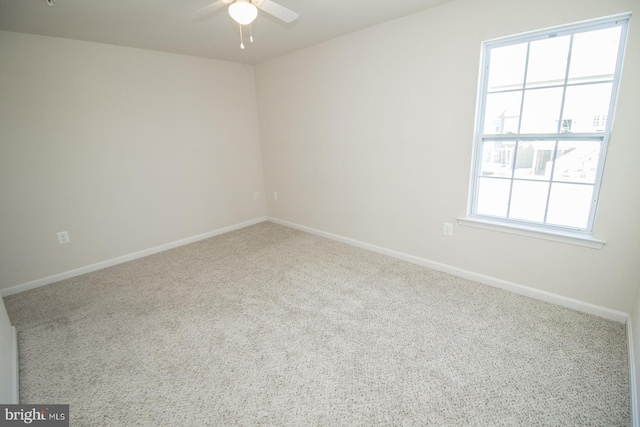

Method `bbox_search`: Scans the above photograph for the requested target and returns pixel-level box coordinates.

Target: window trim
[457,216,605,249]
[465,13,630,244]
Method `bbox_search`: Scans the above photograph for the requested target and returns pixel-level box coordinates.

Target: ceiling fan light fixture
[228,0,258,25]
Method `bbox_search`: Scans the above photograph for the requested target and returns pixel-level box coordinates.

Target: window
[468,15,629,236]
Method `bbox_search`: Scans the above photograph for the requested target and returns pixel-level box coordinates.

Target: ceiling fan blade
[257,0,299,23]
[191,0,226,19]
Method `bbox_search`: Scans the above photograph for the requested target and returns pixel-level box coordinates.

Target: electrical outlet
[273,191,278,200]
[443,223,454,237]
[253,191,259,200]
[57,231,70,244]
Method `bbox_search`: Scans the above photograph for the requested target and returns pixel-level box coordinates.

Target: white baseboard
[11,326,18,404]
[267,217,628,324]
[2,214,628,322]
[0,217,267,297]
[629,320,639,427]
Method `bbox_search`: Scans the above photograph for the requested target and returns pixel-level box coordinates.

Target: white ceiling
[0,0,453,64]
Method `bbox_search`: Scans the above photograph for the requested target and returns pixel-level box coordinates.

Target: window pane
[561,83,612,132]
[477,178,510,217]
[509,180,549,222]
[487,43,527,92]
[480,140,515,178]
[526,36,570,88]
[546,183,594,229]
[520,88,563,133]
[569,27,621,84]
[483,91,522,134]
[553,141,600,184]
[471,16,628,233]
[513,140,556,180]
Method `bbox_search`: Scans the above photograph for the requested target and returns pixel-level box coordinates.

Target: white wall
[255,0,640,313]
[0,297,17,403]
[630,285,640,425]
[0,31,266,292]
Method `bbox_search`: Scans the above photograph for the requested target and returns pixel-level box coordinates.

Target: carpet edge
[0,217,268,297]
[267,216,628,324]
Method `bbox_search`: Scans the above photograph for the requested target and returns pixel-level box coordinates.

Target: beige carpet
[3,222,630,426]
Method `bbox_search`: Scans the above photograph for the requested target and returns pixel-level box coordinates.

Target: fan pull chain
[239,23,245,49]
[249,24,254,43]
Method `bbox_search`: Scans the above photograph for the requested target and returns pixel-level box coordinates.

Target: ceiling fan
[192,0,299,49]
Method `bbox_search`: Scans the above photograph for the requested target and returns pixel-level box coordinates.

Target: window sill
[457,217,605,249]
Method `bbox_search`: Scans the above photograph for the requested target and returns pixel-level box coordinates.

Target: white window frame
[462,14,630,248]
